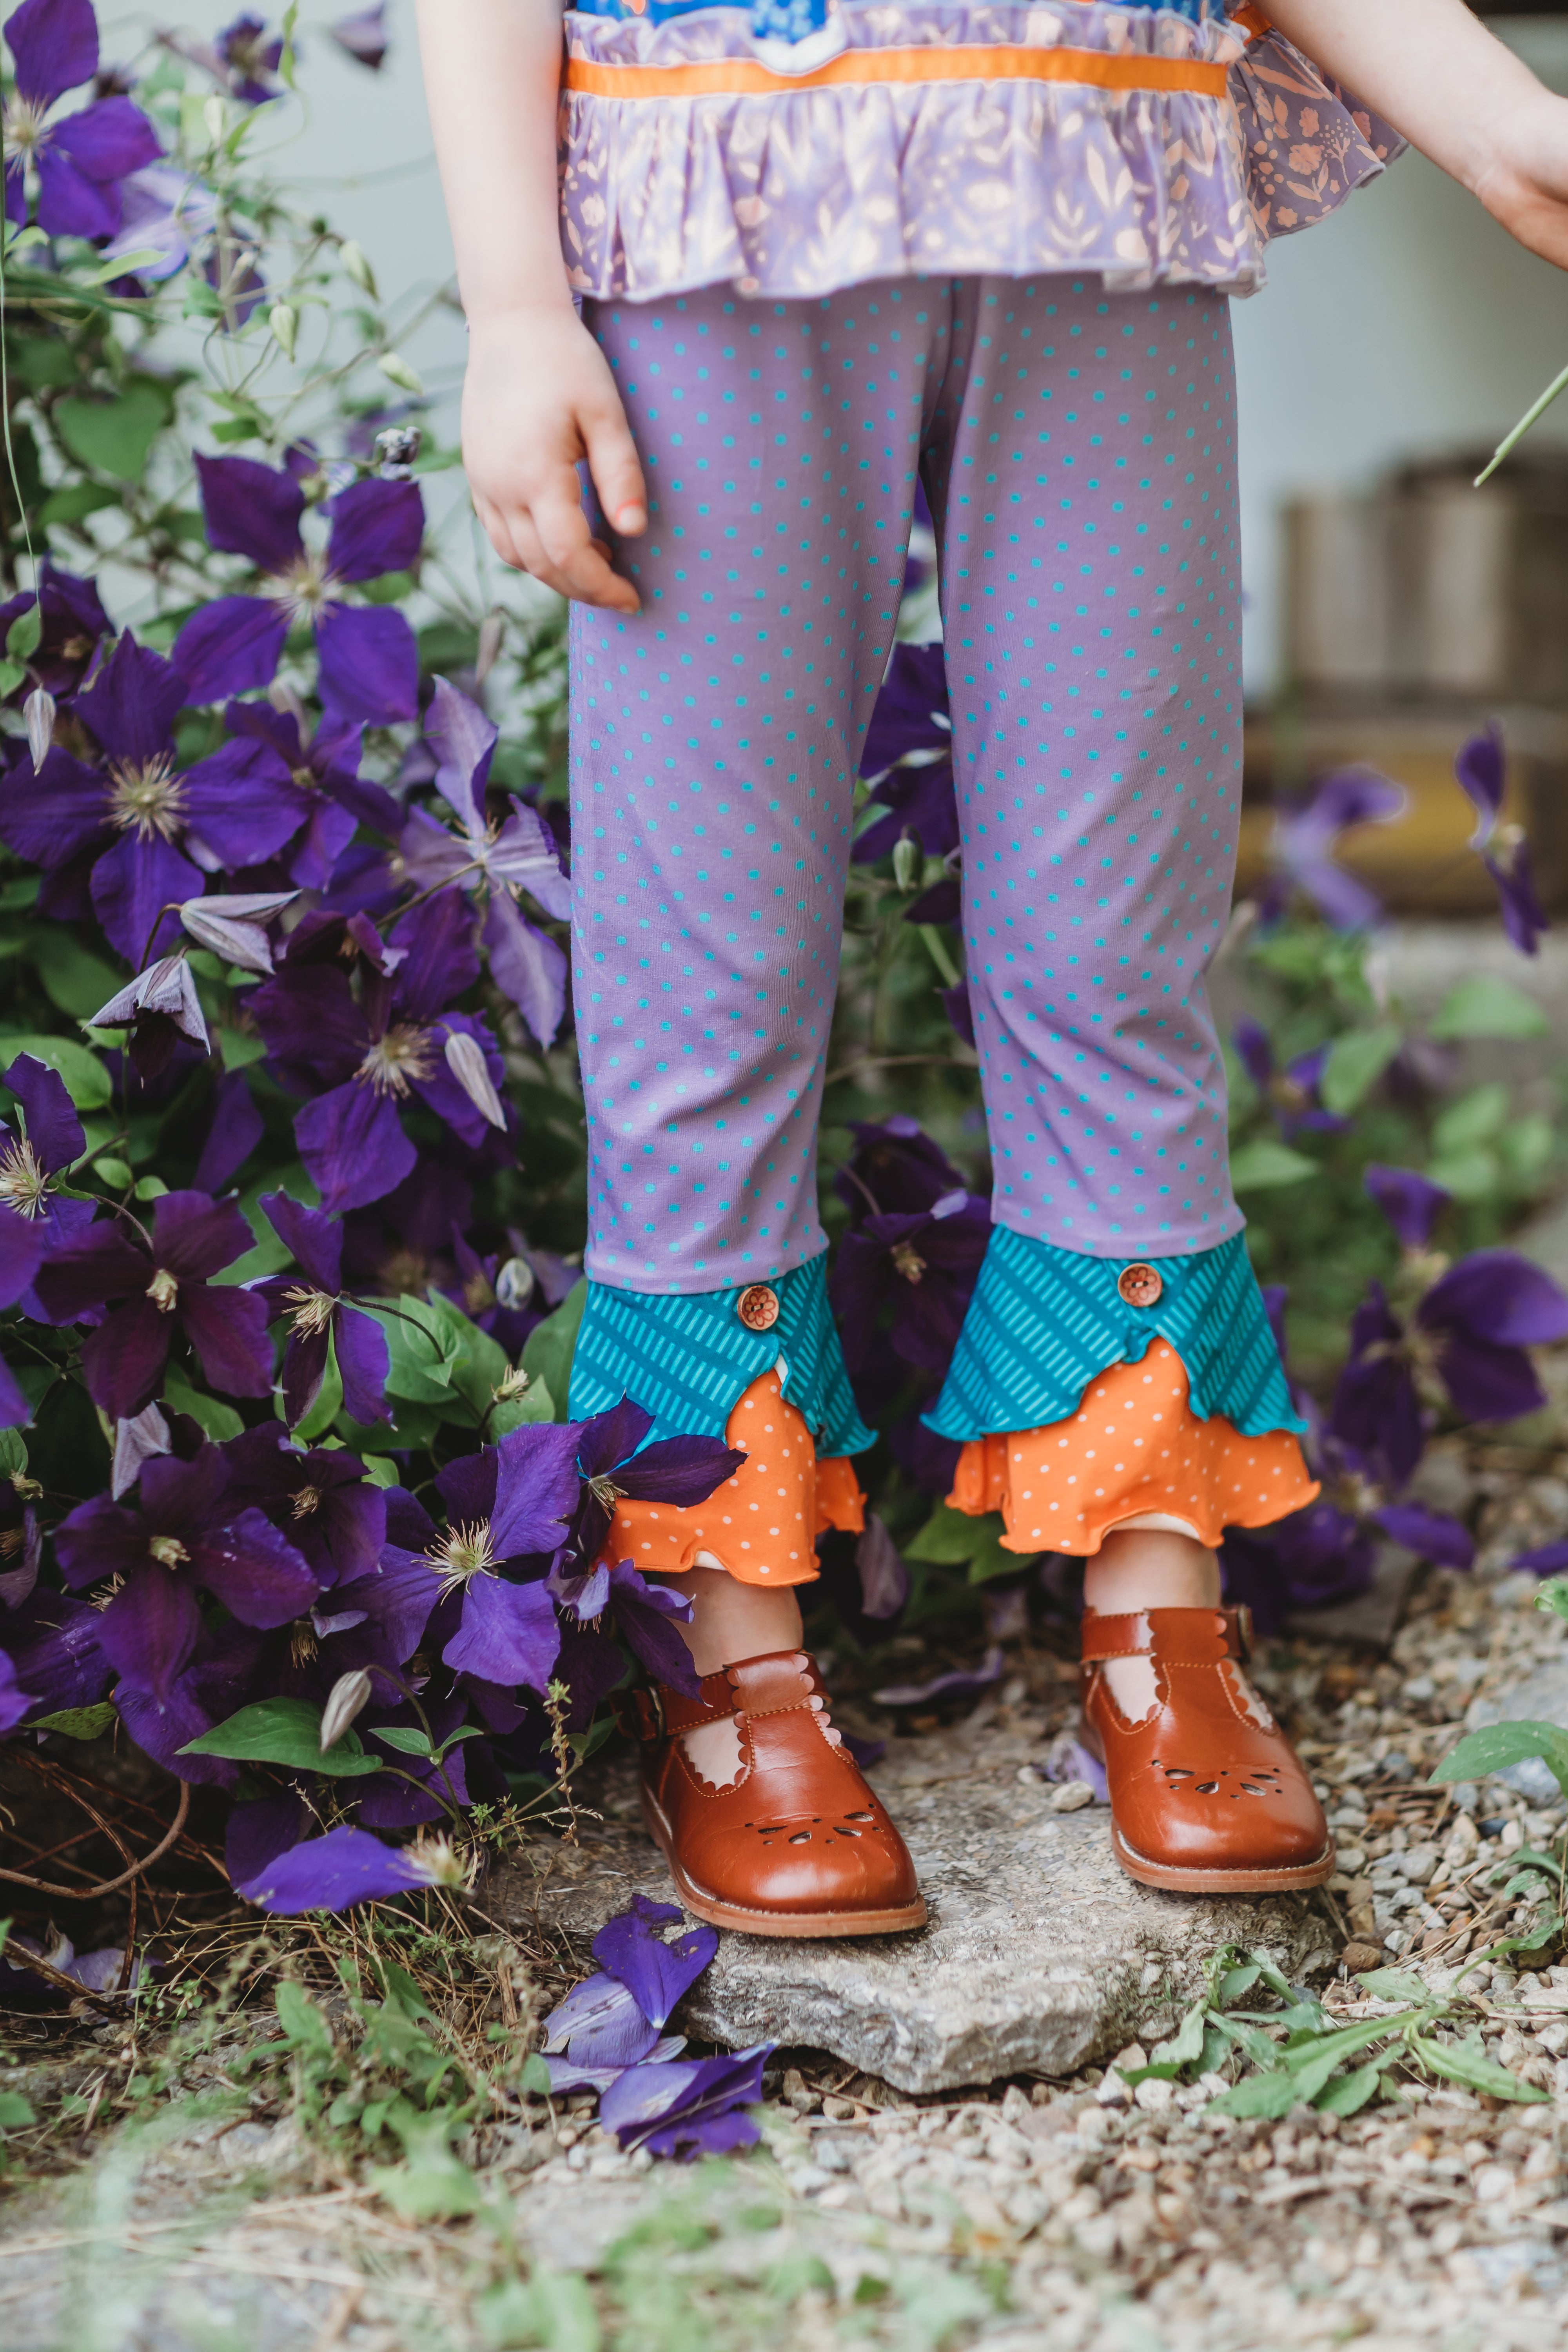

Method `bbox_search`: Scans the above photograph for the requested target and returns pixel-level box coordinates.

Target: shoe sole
[1111,1820,1338,1895]
[639,1784,929,1939]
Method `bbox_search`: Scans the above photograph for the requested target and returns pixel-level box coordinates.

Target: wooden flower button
[736,1283,780,1331]
[1117,1263,1163,1309]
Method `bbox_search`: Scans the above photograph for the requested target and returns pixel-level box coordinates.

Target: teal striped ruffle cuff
[567,1249,876,1457]
[924,1227,1305,1443]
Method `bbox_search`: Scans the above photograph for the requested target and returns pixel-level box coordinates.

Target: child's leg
[923,279,1330,1888]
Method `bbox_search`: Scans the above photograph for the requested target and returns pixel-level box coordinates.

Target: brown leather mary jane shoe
[624,1649,926,1938]
[1079,1606,1335,1895]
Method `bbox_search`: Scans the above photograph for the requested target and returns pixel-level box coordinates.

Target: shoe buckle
[1231,1604,1254,1661]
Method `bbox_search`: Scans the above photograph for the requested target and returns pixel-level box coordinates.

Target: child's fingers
[512,506,640,613]
[527,467,641,610]
[581,401,648,537]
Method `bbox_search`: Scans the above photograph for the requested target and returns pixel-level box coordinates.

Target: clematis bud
[443,1028,506,1129]
[110,1403,171,1501]
[494,1256,535,1312]
[892,833,921,892]
[180,889,299,976]
[87,955,211,1077]
[342,239,378,297]
[319,1668,374,1753]
[269,302,298,359]
[374,424,420,480]
[378,352,424,398]
[476,610,505,685]
[22,685,54,772]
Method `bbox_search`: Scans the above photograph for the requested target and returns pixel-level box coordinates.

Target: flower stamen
[108,755,187,843]
[355,1024,434,1098]
[0,1137,50,1218]
[281,1284,337,1337]
[148,1535,190,1568]
[146,1269,180,1312]
[891,1241,927,1283]
[428,1519,497,1595]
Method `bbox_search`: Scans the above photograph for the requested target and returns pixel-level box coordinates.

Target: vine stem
[0,1780,191,1898]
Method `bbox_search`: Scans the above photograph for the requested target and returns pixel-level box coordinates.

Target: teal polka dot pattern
[570,272,1242,1295]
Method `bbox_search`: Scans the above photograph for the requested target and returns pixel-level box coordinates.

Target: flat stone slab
[493,1712,1334,2095]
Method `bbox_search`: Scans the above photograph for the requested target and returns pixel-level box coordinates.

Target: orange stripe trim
[564,42,1232,101]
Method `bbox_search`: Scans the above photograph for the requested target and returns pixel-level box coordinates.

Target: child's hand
[462,306,647,612]
[1474,90,1568,274]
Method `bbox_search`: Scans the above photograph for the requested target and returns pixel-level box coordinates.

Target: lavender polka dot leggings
[569,274,1243,1297]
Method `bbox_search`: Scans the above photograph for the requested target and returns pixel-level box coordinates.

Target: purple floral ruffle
[558,2,1405,303]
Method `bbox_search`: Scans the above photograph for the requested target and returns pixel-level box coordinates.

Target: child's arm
[414,0,645,610]
[1267,0,1568,272]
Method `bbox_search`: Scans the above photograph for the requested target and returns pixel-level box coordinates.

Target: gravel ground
[7,1439,1568,2350]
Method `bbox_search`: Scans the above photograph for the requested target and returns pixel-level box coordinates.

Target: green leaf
[289,1331,343,1444]
[521,2051,553,2097]
[374,1726,435,1759]
[0,1430,26,1480]
[1282,2010,1424,2100]
[1430,1720,1568,1806]
[417,1290,509,1417]
[1120,1998,1207,2084]
[209,1168,321,1284]
[218,1028,270,1071]
[5,599,40,661]
[906,1503,993,1564]
[371,2122,480,2221]
[93,1158,132,1191]
[490,1377,555,1437]
[1355,1968,1431,2004]
[1214,1961,1262,2009]
[164,1367,244,1444]
[1410,2033,1550,2103]
[29,1702,116,1742]
[55,384,169,479]
[1430,974,1549,1041]
[1313,2062,1386,2117]
[1535,1577,1568,1624]
[1228,1138,1317,1192]
[1426,1149,1499,1205]
[1320,1023,1400,1116]
[480,2274,601,2352]
[0,2093,36,2131]
[1433,1083,1512,1156]
[359,1296,463,1406]
[180,1696,383,1777]
[39,482,119,526]
[1205,2069,1302,2119]
[520,1280,587,1422]
[276,1980,335,2058]
[0,1035,110,1109]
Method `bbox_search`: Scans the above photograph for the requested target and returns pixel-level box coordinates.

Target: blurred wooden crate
[1238,705,1568,914]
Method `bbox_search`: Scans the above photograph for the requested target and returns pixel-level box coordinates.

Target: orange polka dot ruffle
[597,1367,864,1587]
[947,1343,1318,1557]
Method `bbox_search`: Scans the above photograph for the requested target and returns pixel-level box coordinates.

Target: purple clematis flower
[831,1187,991,1381]
[99,160,216,281]
[1454,722,1549,956]
[54,1447,319,1702]
[1364,1164,1450,1253]
[221,1423,387,1591]
[32,1189,274,1421]
[0,631,310,962]
[401,677,571,1047]
[0,562,108,697]
[1232,1019,1348,1139]
[854,644,958,864]
[1262,768,1405,933]
[330,4,386,69]
[216,13,283,105]
[562,1556,701,1698]
[171,454,423,723]
[834,1114,969,1223]
[254,1192,390,1429]
[0,1648,37,1732]
[225,695,401,885]
[0,1051,86,1297]
[1331,1251,1568,1488]
[600,2044,772,2160]
[570,1397,744,1570]
[246,896,506,1209]
[381,1422,584,1691]
[593,1892,716,2028]
[2,0,163,238]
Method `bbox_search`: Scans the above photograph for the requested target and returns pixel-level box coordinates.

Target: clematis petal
[441,1572,561,1692]
[51,94,162,180]
[606,1561,701,1696]
[194,450,306,572]
[294,1079,417,1215]
[859,642,949,778]
[541,1968,661,2066]
[0,1203,44,1310]
[82,1296,172,1420]
[0,1652,37,1734]
[180,739,311,869]
[613,1435,746,1509]
[192,1068,264,1194]
[1454,722,1505,851]
[4,0,98,105]
[334,1546,440,1670]
[575,1399,653,1484]
[34,143,121,236]
[1364,1164,1450,1252]
[484,891,566,1049]
[258,1189,342,1292]
[234,1823,436,1913]
[398,804,476,894]
[225,1792,309,1891]
[432,1448,499,1530]
[98,1562,201,1702]
[177,1282,274,1399]
[1232,1016,1275,1095]
[1432,1332,1546,1427]
[315,602,419,724]
[1421,1250,1568,1349]
[426,673,495,830]
[491,803,572,919]
[279,1323,331,1430]
[192,1506,320,1626]
[324,477,424,584]
[593,1890,717,2028]
[330,4,388,69]
[4,1050,85,1175]
[88,830,203,965]
[170,594,290,703]
[151,1189,256,1281]
[53,1492,151,1590]
[1370,1503,1475,1571]
[599,2045,770,2157]
[0,745,107,868]
[30,1217,149,1322]
[872,1646,1006,1709]
[334,1304,390,1427]
[409,1011,507,1150]
[73,630,187,769]
[1,1589,111,1715]
[490,1421,583,1563]
[388,882,480,1022]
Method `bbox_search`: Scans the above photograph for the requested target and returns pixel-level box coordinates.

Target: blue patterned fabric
[925,1229,1305,1442]
[567,0,1214,31]
[568,1250,876,1456]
